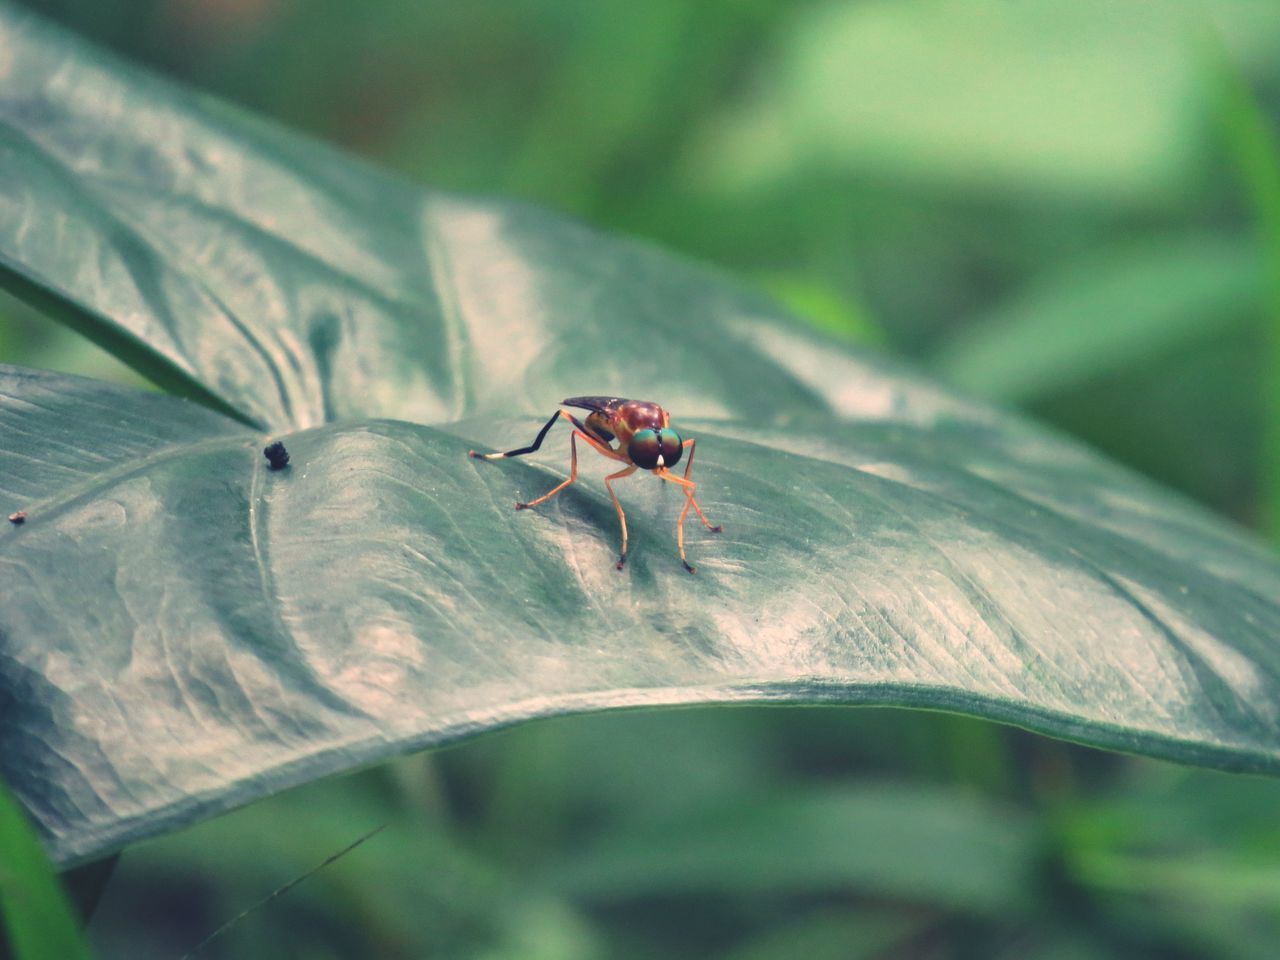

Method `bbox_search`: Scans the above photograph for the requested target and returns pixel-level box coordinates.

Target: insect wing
[561,396,630,417]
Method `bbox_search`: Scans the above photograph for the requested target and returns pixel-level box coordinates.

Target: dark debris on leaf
[264,441,290,470]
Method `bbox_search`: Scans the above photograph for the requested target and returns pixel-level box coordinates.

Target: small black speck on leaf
[8,510,27,525]
[264,441,290,470]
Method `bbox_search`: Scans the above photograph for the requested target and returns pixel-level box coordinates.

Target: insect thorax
[615,400,667,434]
[582,401,667,447]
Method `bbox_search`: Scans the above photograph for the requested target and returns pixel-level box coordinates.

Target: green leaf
[686,0,1280,201]
[4,363,1280,870]
[2,8,1280,875]
[756,272,885,346]
[0,778,93,960]
[720,909,921,960]
[0,6,828,431]
[931,235,1262,402]
[545,783,1043,915]
[1211,46,1280,541]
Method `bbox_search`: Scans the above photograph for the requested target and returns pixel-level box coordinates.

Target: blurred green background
[5,1,1280,957]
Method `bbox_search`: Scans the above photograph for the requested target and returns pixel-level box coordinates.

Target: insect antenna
[175,823,386,960]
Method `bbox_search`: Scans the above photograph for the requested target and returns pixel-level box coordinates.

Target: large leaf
[4,362,1280,868]
[2,7,1280,869]
[0,4,829,431]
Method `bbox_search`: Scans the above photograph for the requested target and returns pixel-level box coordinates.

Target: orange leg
[469,410,634,569]
[679,438,722,532]
[657,467,720,574]
[516,430,579,509]
[516,428,627,508]
[604,466,638,569]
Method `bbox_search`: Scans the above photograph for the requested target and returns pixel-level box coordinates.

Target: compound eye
[658,428,683,468]
[628,429,661,469]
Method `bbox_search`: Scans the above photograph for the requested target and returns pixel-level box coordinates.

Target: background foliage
[4,1,1280,958]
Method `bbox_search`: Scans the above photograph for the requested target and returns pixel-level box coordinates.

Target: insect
[468,397,722,573]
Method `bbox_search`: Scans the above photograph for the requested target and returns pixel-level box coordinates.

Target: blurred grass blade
[0,779,92,960]
[545,784,1043,916]
[1071,849,1280,905]
[1212,50,1280,541]
[931,235,1261,402]
[689,0,1280,200]
[722,908,921,960]
[756,272,885,345]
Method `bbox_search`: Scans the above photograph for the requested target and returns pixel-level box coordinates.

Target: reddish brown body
[469,396,721,572]
[564,397,669,465]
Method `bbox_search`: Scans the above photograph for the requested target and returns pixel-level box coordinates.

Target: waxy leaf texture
[1,8,1279,866]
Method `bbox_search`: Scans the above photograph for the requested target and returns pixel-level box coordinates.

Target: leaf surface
[3,366,1280,866]
[0,9,1279,869]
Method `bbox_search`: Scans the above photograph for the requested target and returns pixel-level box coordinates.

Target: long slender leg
[657,469,719,574]
[471,411,632,568]
[468,409,573,460]
[516,431,579,510]
[516,429,626,510]
[604,465,638,569]
[679,439,722,532]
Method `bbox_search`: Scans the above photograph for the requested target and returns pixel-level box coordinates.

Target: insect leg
[468,409,574,460]
[577,427,628,462]
[511,428,624,510]
[679,438,722,532]
[604,465,638,569]
[516,430,580,510]
[657,469,718,574]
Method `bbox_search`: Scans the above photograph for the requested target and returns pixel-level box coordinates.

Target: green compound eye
[628,429,661,469]
[658,428,683,468]
[629,428,683,469]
